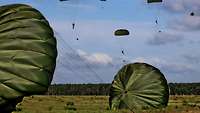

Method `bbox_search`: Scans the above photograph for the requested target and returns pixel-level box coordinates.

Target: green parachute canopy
[109,63,169,112]
[114,29,130,36]
[0,4,57,113]
[147,0,162,3]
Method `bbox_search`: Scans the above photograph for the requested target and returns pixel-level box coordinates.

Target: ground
[13,95,200,113]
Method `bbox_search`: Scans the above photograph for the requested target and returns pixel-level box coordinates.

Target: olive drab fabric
[0,4,57,112]
[147,0,162,3]
[114,29,130,36]
[109,63,169,112]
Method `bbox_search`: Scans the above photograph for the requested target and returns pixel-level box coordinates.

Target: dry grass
[13,95,200,113]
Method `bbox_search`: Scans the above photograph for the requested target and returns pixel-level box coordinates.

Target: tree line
[169,83,200,95]
[46,83,200,95]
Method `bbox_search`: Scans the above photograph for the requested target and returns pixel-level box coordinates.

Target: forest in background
[46,83,200,95]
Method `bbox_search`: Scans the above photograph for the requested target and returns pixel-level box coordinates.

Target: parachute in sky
[114,29,129,56]
[0,4,57,113]
[60,0,69,1]
[109,63,169,112]
[114,29,130,36]
[147,0,162,3]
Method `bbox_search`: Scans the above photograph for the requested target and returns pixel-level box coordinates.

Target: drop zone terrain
[13,95,200,113]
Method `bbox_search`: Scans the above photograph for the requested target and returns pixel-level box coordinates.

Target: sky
[1,0,200,83]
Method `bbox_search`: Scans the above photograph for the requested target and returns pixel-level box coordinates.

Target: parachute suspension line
[114,29,130,63]
[57,54,92,84]
[73,22,80,41]
[59,37,103,83]
[49,41,89,93]
[72,0,80,41]
[180,0,193,16]
[49,77,57,95]
[113,0,131,63]
[55,32,104,83]
[119,40,127,63]
[56,41,88,82]
[147,0,163,33]
[155,11,160,33]
[99,0,107,9]
[57,0,79,41]
[57,59,89,82]
[113,37,128,63]
[156,1,164,33]
[55,32,93,83]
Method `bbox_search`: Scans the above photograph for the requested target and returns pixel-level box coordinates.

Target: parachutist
[72,23,75,30]
[155,20,158,24]
[122,50,125,55]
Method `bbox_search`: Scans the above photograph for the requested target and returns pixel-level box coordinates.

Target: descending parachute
[109,63,169,112]
[114,29,130,36]
[114,29,130,57]
[0,4,57,113]
[147,0,162,3]
[60,0,69,1]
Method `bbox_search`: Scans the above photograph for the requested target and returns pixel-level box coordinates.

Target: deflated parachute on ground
[109,63,169,112]
[0,4,57,112]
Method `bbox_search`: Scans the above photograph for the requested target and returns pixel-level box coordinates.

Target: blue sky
[1,0,200,83]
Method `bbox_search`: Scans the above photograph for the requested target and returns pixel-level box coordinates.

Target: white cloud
[77,49,113,65]
[53,48,117,83]
[87,53,113,64]
[77,49,87,56]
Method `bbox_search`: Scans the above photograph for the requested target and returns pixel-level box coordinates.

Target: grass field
[13,95,200,113]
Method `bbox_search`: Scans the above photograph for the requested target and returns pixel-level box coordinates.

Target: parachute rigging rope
[55,33,97,83]
[55,32,104,83]
[55,36,90,82]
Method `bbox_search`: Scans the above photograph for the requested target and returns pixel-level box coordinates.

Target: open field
[13,95,200,113]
